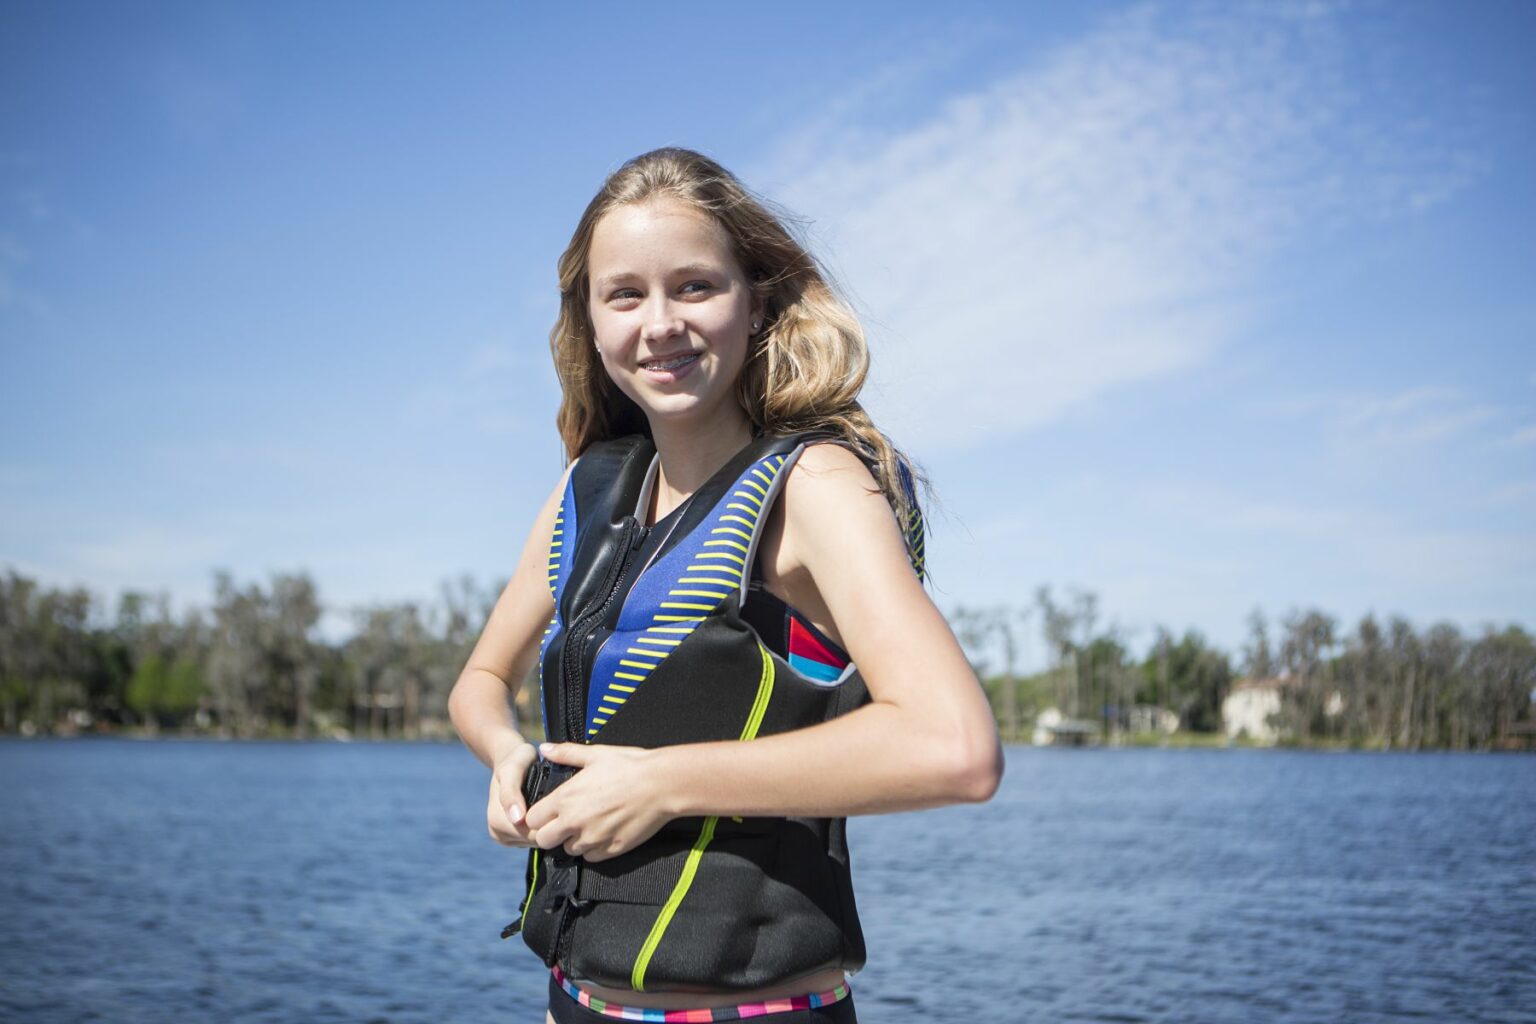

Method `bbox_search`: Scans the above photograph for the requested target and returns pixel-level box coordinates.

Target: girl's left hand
[523,741,673,862]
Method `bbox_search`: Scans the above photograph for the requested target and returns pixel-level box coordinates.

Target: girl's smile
[638,349,701,382]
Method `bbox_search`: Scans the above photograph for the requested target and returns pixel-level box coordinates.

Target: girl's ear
[749,290,768,332]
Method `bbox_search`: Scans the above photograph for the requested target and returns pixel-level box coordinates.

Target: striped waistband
[550,965,852,1021]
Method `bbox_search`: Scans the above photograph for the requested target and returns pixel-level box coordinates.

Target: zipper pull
[626,514,648,549]
[501,920,521,939]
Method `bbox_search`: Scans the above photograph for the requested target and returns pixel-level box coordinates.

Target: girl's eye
[610,282,710,303]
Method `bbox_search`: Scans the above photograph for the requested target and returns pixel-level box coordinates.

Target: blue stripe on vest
[788,652,843,682]
[583,452,790,737]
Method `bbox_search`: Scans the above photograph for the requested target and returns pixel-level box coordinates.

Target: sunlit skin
[446,196,1004,1016]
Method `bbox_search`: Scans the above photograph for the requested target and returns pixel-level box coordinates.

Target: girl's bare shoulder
[775,439,909,574]
[785,440,892,514]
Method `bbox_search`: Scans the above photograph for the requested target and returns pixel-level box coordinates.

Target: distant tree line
[0,567,519,739]
[1240,606,1536,750]
[950,586,1535,750]
[2,568,1532,750]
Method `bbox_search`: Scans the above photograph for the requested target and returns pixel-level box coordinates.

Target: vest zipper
[550,512,648,967]
[561,513,646,744]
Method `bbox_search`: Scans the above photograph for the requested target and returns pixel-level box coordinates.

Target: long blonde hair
[549,146,930,577]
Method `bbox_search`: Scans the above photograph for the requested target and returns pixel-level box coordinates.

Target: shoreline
[1,729,1527,754]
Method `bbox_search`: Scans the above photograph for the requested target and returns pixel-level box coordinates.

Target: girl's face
[587,197,764,434]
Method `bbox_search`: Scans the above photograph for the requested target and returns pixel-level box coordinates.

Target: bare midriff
[566,965,849,1009]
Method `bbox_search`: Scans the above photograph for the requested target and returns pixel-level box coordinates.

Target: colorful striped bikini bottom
[548,965,858,1023]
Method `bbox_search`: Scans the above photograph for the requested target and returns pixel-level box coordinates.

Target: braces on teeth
[644,353,698,370]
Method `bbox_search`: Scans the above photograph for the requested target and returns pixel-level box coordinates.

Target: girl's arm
[527,444,1002,859]
[447,462,574,843]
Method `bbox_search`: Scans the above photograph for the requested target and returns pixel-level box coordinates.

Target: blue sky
[2,0,1532,668]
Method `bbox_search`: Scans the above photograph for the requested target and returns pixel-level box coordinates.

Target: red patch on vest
[788,614,847,668]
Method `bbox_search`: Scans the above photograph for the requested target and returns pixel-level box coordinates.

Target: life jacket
[502,428,924,993]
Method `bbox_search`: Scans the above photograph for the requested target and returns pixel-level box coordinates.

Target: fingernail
[508,805,523,823]
[539,742,553,756]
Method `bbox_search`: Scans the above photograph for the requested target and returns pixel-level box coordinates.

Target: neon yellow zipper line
[519,848,540,933]
[629,643,776,990]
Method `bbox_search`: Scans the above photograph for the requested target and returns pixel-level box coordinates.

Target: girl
[448,147,1002,1024]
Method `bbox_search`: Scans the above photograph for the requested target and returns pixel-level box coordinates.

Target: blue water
[1,740,1532,1023]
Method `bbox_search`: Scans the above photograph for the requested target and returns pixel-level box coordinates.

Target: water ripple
[0,741,1531,1023]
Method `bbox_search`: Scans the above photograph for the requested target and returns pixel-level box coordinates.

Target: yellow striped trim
[687,562,741,577]
[703,540,748,554]
[546,510,567,597]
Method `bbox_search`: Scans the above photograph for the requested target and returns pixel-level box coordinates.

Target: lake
[1,740,1531,1023]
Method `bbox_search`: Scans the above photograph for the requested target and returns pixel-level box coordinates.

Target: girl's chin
[633,396,747,431]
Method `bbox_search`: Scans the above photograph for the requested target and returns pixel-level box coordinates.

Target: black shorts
[546,971,860,1023]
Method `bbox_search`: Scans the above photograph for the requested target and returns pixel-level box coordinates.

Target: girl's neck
[645,409,757,522]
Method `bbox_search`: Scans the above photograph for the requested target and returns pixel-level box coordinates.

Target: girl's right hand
[487,739,540,847]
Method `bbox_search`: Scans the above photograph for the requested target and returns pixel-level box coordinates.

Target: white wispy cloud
[1507,425,1536,446]
[1329,385,1506,446]
[752,1,1488,452]
[1255,384,1517,450]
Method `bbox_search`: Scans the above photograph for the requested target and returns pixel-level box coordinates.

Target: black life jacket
[503,428,923,993]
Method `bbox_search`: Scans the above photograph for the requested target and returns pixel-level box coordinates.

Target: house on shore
[1222,677,1287,743]
[1032,706,1101,746]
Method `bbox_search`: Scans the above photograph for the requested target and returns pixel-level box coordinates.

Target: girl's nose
[640,298,685,344]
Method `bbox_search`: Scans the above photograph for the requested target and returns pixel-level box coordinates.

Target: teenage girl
[448,147,1003,1024]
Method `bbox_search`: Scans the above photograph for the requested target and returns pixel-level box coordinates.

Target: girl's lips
[640,351,701,383]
